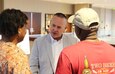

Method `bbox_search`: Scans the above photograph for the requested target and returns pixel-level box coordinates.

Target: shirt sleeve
[55,52,72,74]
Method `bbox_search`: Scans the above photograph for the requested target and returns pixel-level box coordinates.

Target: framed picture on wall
[45,14,53,34]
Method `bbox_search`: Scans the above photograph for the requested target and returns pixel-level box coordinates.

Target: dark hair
[54,13,67,19]
[0,9,28,38]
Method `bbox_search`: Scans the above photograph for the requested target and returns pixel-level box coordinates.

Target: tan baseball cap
[68,8,100,30]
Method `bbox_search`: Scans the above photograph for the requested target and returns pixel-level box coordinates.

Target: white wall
[93,7,115,37]
[3,1,115,36]
[105,9,112,35]
[4,0,73,13]
[111,10,115,36]
[4,0,73,33]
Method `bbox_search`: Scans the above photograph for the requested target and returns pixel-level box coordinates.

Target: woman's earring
[18,32,20,34]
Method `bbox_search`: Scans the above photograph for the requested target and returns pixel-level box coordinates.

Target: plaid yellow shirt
[0,41,31,74]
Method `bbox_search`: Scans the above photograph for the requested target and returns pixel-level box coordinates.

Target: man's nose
[53,27,58,31]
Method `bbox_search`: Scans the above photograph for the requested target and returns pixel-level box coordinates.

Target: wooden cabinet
[24,12,41,35]
[24,12,41,41]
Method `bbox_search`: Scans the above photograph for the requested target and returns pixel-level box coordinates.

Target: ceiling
[41,0,115,10]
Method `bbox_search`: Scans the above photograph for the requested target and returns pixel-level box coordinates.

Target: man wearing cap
[56,8,115,74]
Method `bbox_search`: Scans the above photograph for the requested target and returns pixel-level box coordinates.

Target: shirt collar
[49,34,63,44]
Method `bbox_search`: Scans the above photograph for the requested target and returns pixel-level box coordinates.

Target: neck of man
[54,35,63,41]
[85,32,99,42]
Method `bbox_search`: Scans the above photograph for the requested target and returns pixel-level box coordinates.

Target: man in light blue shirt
[30,13,78,74]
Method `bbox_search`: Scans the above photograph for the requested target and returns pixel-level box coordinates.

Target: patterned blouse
[0,41,31,74]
